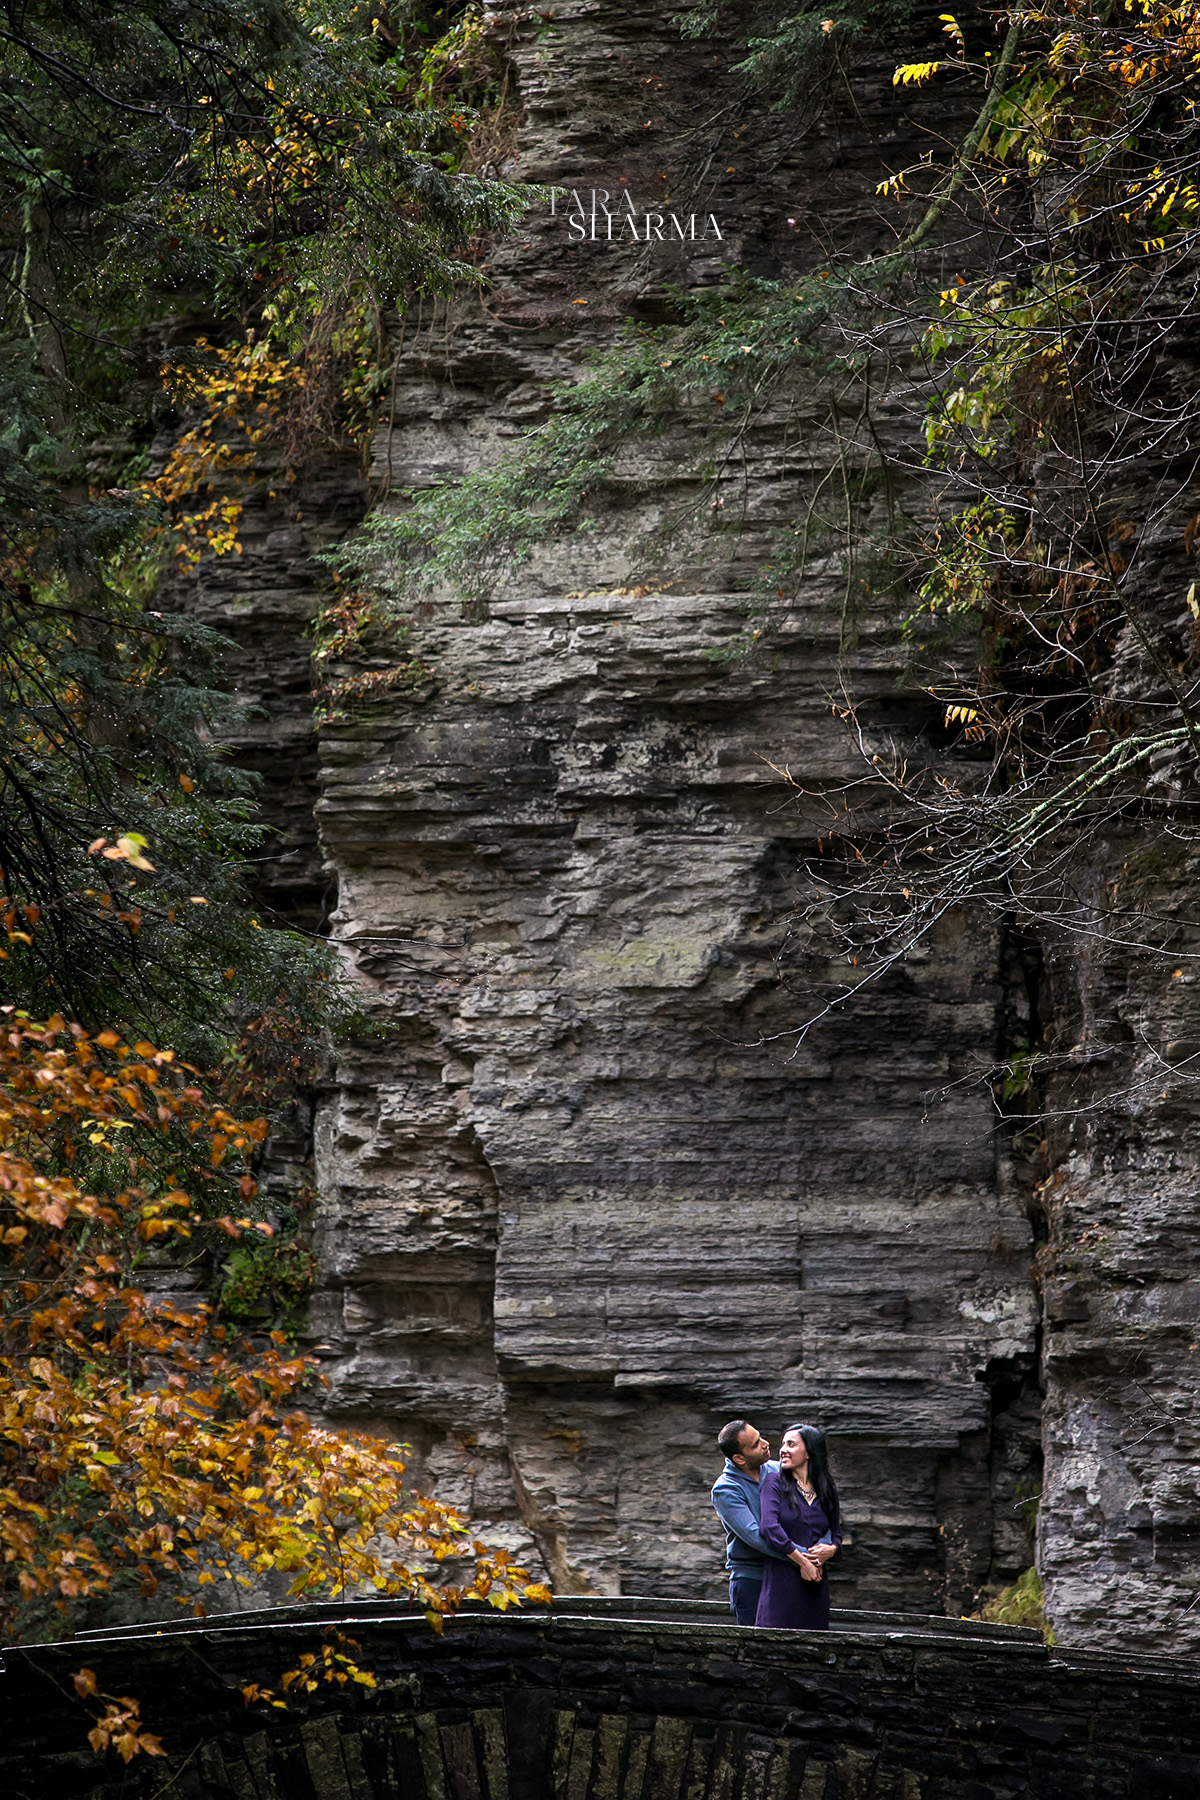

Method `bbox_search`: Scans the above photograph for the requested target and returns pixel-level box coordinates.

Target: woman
[755,1422,842,1630]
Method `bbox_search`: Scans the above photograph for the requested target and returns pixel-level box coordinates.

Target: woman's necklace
[798,1481,816,1504]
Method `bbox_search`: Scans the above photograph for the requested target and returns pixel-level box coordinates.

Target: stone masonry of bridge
[3,1599,1200,1800]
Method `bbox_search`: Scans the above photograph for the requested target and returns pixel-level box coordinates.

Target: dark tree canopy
[0,0,523,1037]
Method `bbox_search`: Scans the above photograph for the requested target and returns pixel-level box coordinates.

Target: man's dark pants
[729,1572,762,1626]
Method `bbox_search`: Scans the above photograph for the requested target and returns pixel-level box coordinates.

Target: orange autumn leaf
[0,1015,541,1762]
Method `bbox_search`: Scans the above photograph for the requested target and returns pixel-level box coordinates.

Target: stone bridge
[3,1598,1199,1799]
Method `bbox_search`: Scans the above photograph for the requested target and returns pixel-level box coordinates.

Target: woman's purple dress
[755,1466,842,1630]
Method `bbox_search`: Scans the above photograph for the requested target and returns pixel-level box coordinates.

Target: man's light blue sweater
[710,1458,781,1574]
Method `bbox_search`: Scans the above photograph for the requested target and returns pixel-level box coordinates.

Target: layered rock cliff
[174,0,1200,1648]
[303,0,1042,1616]
[1033,839,1200,1650]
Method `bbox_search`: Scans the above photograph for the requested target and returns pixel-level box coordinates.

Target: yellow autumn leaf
[939,13,965,53]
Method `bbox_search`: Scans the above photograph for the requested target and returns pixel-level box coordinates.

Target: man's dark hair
[717,1419,751,1460]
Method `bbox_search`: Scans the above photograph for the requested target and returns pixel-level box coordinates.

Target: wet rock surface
[1031,839,1200,1652]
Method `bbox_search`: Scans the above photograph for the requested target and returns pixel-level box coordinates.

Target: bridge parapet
[3,1597,1198,1799]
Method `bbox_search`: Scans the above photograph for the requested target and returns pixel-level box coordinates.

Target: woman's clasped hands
[795,1551,822,1581]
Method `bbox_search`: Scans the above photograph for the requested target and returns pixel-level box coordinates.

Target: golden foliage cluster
[145,337,307,565]
[0,1011,548,1755]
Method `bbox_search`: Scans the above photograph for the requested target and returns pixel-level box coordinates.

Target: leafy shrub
[219,1237,320,1327]
[974,1567,1056,1644]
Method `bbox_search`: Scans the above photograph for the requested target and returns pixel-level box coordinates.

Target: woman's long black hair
[781,1422,838,1535]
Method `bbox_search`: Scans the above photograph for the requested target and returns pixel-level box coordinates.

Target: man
[710,1418,779,1625]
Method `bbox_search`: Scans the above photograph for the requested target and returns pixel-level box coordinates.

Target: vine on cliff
[772,0,1200,1079]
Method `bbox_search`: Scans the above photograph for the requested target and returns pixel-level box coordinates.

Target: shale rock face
[313,584,1038,1605]
[180,3,1200,1646]
[306,1,1041,1614]
[1033,840,1200,1652]
[156,444,365,932]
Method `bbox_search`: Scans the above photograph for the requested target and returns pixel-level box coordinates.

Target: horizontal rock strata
[305,1,1041,1613]
[314,584,1037,1606]
[170,0,1200,1650]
